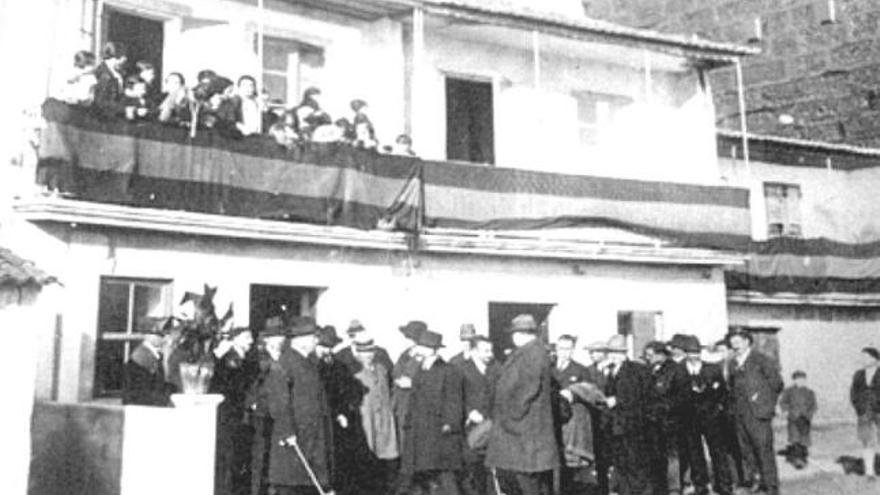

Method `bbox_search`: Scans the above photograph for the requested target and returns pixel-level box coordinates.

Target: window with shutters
[94,277,172,398]
[764,182,802,238]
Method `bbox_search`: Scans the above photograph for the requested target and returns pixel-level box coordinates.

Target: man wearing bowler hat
[727,330,783,495]
[450,323,479,369]
[122,316,175,407]
[601,334,652,495]
[486,314,559,495]
[400,328,465,495]
[268,316,333,495]
[250,316,288,495]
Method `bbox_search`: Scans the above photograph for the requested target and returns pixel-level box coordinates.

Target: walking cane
[286,437,336,495]
[490,468,506,495]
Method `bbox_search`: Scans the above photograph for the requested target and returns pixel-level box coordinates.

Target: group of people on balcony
[55,42,417,156]
[117,306,852,495]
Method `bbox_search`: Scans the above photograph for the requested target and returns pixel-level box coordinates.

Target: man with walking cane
[268,316,334,495]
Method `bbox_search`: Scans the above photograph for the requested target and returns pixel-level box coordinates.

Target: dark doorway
[103,8,164,77]
[446,77,495,164]
[249,284,323,334]
[488,302,555,362]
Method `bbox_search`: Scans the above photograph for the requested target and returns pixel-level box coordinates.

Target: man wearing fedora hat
[450,323,479,370]
[267,316,333,495]
[335,319,394,376]
[679,336,733,495]
[249,316,288,495]
[642,340,688,495]
[486,314,559,495]
[727,330,783,495]
[601,334,652,495]
[122,316,176,407]
[400,328,465,495]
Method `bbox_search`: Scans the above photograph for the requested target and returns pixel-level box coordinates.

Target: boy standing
[779,371,817,468]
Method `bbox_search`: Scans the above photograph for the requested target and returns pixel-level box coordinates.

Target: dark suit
[267,348,332,490]
[644,360,688,495]
[728,350,783,494]
[318,354,366,495]
[554,360,594,493]
[486,339,559,495]
[122,344,171,407]
[850,368,880,416]
[401,357,464,495]
[602,360,652,495]
[92,62,126,118]
[680,362,732,495]
[210,348,259,495]
[461,359,499,495]
[585,363,610,495]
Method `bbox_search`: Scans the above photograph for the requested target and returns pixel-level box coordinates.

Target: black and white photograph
[2,1,880,495]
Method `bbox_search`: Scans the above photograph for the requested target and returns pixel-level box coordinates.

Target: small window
[446,77,495,165]
[764,182,802,238]
[94,277,172,398]
[574,91,633,147]
[259,35,324,107]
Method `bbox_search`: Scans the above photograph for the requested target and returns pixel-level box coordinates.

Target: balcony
[25,99,751,264]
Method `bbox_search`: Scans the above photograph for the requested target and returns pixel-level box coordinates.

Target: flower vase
[178,361,214,394]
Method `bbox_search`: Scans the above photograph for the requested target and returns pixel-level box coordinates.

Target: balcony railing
[35,99,751,249]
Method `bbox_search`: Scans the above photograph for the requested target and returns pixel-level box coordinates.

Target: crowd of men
[123,310,808,495]
[55,41,417,155]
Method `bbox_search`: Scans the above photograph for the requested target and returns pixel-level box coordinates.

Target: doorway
[618,311,663,359]
[249,284,323,334]
[103,7,164,76]
[446,77,495,164]
[488,302,555,362]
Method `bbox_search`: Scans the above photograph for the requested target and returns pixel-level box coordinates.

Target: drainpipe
[734,58,751,178]
[532,30,540,90]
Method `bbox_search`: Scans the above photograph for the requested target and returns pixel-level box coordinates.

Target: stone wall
[587,0,880,147]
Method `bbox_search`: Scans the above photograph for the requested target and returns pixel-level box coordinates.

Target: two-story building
[0,0,757,409]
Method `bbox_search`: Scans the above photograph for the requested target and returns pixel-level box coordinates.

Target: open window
[94,277,173,398]
[102,7,165,77]
[446,76,495,165]
[260,35,325,107]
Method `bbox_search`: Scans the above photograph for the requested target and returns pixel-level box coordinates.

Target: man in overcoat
[335,320,394,374]
[584,342,610,495]
[450,323,478,369]
[485,314,559,495]
[679,336,733,495]
[268,316,333,495]
[249,317,287,495]
[643,341,687,495]
[727,330,783,495]
[601,335,652,495]
[554,335,595,494]
[400,329,465,495]
[461,336,499,495]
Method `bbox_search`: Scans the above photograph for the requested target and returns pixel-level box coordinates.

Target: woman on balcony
[217,75,267,138]
[93,41,128,119]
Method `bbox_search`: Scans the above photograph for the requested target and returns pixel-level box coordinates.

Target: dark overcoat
[93,62,125,118]
[728,350,783,420]
[336,344,394,376]
[646,359,689,432]
[401,357,465,474]
[485,339,560,473]
[850,368,880,416]
[122,345,171,407]
[267,348,332,488]
[555,360,595,467]
[602,360,652,495]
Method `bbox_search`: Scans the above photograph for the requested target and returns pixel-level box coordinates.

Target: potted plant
[168,284,233,394]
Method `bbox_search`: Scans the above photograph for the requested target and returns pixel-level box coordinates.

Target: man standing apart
[727,330,783,495]
[850,346,880,479]
[486,314,559,495]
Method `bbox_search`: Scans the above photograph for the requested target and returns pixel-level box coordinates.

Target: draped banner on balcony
[725,237,880,295]
[37,99,751,248]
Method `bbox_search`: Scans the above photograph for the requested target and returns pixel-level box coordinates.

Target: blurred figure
[349,99,377,149]
[850,346,880,479]
[249,317,287,495]
[555,335,598,495]
[293,87,331,140]
[57,50,97,104]
[93,41,128,118]
[460,336,498,495]
[714,338,746,488]
[779,370,817,469]
[643,341,686,495]
[122,75,149,120]
[122,317,174,407]
[157,72,191,125]
[450,323,478,369]
[269,109,300,148]
[135,60,161,109]
[218,75,265,137]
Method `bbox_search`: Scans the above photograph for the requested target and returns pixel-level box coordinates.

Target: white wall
[729,303,880,423]
[17,221,729,401]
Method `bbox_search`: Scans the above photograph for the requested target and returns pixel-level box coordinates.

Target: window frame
[573,90,635,148]
[763,181,802,238]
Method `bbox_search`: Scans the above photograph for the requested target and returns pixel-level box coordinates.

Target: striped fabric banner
[726,238,880,294]
[37,99,751,246]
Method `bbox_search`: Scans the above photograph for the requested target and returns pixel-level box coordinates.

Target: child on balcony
[293,87,332,140]
[157,72,191,126]
[269,109,300,148]
[122,75,150,121]
[349,99,377,150]
[135,60,162,110]
[56,50,97,105]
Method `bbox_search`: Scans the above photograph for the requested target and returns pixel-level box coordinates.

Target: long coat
[356,362,399,459]
[555,360,595,467]
[401,357,465,474]
[93,62,125,118]
[486,339,560,473]
[850,368,880,416]
[122,345,171,407]
[602,360,653,495]
[728,350,783,420]
[267,348,332,488]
